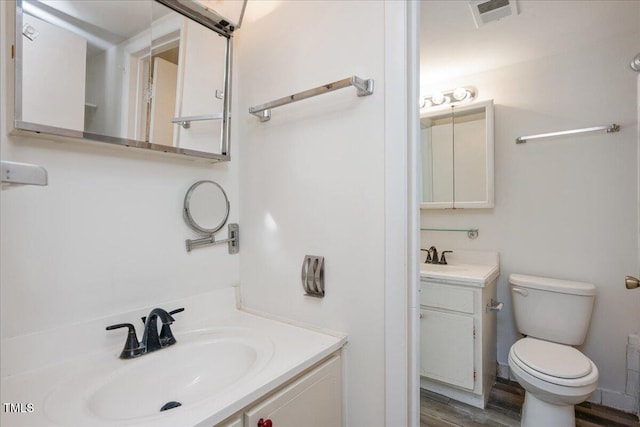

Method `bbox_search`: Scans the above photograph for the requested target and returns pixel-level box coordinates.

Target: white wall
[420,27,640,402]
[234,1,402,425]
[1,1,239,341]
[21,14,86,131]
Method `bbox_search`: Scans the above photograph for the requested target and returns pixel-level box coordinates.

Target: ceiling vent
[469,0,519,28]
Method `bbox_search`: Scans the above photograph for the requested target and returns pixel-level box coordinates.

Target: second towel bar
[249,75,374,122]
[516,123,620,144]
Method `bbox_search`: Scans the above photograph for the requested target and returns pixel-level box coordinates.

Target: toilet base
[521,391,575,427]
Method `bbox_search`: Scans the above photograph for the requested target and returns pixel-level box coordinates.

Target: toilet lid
[512,338,592,379]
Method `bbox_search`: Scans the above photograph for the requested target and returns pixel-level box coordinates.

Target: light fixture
[421,87,476,109]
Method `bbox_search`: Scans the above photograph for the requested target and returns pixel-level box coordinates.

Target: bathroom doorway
[417,1,640,424]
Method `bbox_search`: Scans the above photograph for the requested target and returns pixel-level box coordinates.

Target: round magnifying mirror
[183,180,230,235]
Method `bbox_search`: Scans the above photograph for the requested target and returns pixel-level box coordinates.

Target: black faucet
[106,307,183,359]
[428,246,439,264]
[421,246,442,263]
[140,308,176,353]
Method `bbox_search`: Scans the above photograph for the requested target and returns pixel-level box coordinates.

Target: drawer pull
[258,418,273,427]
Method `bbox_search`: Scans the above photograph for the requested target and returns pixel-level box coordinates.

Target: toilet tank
[510,274,596,345]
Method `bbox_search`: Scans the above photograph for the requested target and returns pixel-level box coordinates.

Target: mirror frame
[183,180,230,235]
[13,0,238,162]
[420,99,495,209]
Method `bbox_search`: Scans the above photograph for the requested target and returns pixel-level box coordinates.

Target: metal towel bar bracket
[249,75,374,122]
[186,223,239,253]
[516,124,620,144]
[171,113,224,129]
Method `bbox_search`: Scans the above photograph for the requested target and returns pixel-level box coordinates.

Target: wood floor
[420,378,640,427]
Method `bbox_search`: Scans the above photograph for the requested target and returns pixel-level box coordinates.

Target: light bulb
[453,87,469,101]
[431,92,445,105]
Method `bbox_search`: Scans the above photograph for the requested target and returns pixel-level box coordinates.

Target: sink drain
[160,401,182,412]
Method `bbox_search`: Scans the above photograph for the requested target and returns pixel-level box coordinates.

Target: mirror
[183,180,230,235]
[14,0,242,161]
[420,100,494,209]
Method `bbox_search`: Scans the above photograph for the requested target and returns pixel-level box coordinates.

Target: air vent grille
[477,0,510,14]
[469,0,518,28]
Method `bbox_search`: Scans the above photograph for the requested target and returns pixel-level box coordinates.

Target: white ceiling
[28,0,172,53]
[420,0,640,91]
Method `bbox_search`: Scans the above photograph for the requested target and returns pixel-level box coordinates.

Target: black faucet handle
[439,250,453,265]
[420,248,432,263]
[106,322,134,331]
[159,308,183,347]
[106,323,143,359]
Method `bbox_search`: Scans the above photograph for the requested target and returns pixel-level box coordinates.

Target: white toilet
[508,274,599,427]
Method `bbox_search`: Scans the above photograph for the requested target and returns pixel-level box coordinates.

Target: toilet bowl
[508,337,598,426]
[508,274,598,427]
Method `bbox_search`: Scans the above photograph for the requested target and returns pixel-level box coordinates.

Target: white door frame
[384,1,420,426]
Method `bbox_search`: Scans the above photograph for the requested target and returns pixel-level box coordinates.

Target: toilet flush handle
[511,287,529,297]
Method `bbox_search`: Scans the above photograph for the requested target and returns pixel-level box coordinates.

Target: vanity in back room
[419,92,501,409]
[419,248,501,409]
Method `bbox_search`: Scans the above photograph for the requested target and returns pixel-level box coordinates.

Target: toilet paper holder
[301,255,325,298]
[486,299,504,313]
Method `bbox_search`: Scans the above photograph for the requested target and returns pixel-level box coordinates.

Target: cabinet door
[420,309,475,390]
[244,356,342,427]
[218,416,242,427]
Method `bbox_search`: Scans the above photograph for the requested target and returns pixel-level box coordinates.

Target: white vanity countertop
[0,289,346,427]
[419,250,499,287]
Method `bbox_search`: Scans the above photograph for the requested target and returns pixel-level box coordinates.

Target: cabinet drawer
[421,282,475,314]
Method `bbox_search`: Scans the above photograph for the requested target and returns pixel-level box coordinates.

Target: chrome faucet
[106,307,183,359]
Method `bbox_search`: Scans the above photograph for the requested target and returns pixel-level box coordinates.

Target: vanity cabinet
[419,277,497,409]
[217,354,342,427]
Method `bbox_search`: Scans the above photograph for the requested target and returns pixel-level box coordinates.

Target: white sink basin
[420,250,499,286]
[43,328,273,425]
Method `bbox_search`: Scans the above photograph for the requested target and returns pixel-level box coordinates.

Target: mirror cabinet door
[15,0,232,161]
[420,100,494,209]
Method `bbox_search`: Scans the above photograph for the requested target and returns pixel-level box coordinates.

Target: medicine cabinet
[13,0,245,162]
[420,100,494,209]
